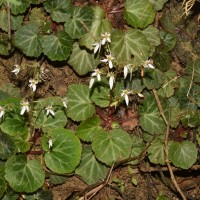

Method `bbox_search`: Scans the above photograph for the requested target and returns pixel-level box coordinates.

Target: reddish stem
[27,150,43,155]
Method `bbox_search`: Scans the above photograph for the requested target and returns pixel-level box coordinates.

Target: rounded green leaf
[67,84,95,121]
[42,30,73,61]
[44,128,82,173]
[125,78,145,94]
[14,23,42,57]
[159,31,176,52]
[22,189,53,200]
[0,83,20,98]
[68,42,99,75]
[0,114,29,136]
[44,0,72,22]
[1,187,18,200]
[169,141,197,169]
[124,0,155,29]
[0,34,12,55]
[92,129,132,166]
[35,96,64,108]
[139,95,166,135]
[29,8,46,27]
[186,60,200,82]
[5,155,45,193]
[176,77,199,109]
[0,166,6,198]
[142,25,161,50]
[153,50,171,72]
[147,140,165,165]
[130,136,145,165]
[111,29,150,65]
[34,110,67,133]
[50,175,67,185]
[149,0,169,11]
[0,131,17,160]
[76,146,109,185]
[90,79,110,107]
[157,69,178,98]
[33,98,67,132]
[143,68,165,89]
[181,111,200,128]
[14,133,31,153]
[79,6,111,49]
[76,116,102,142]
[9,0,30,15]
[0,9,23,32]
[64,6,94,39]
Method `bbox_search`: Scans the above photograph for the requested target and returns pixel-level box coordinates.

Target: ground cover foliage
[0,0,200,199]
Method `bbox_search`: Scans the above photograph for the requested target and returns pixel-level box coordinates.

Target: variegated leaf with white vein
[76,116,102,142]
[169,141,197,169]
[124,0,155,29]
[67,84,95,121]
[76,146,109,184]
[44,128,82,173]
[149,0,169,11]
[44,0,72,22]
[64,6,94,39]
[110,28,150,66]
[92,129,132,166]
[79,6,111,49]
[5,155,45,193]
[14,23,42,57]
[68,42,99,75]
[42,30,73,61]
[9,0,30,15]
[139,95,166,135]
[147,140,165,165]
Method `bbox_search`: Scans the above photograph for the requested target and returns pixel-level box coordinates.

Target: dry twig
[153,89,187,200]
[182,0,196,16]
[7,0,11,50]
[77,164,114,200]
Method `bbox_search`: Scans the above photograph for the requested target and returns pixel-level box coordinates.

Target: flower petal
[109,76,114,89]
[100,58,108,63]
[89,78,95,88]
[125,94,129,106]
[20,107,26,115]
[108,60,113,69]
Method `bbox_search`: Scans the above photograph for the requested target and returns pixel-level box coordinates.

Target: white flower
[29,79,38,92]
[101,32,111,45]
[0,106,5,118]
[137,93,144,98]
[143,59,155,69]
[12,64,20,75]
[48,139,53,149]
[20,100,29,115]
[92,42,101,54]
[89,78,95,89]
[108,73,115,90]
[101,54,115,69]
[89,68,102,89]
[124,64,132,79]
[45,105,55,116]
[63,98,68,108]
[121,89,131,106]
[91,68,101,81]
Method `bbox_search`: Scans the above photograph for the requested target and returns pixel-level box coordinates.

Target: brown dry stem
[153,89,187,200]
[182,0,196,16]
[7,0,11,50]
[78,164,114,200]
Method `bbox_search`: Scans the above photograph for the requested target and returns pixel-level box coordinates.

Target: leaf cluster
[0,0,199,199]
